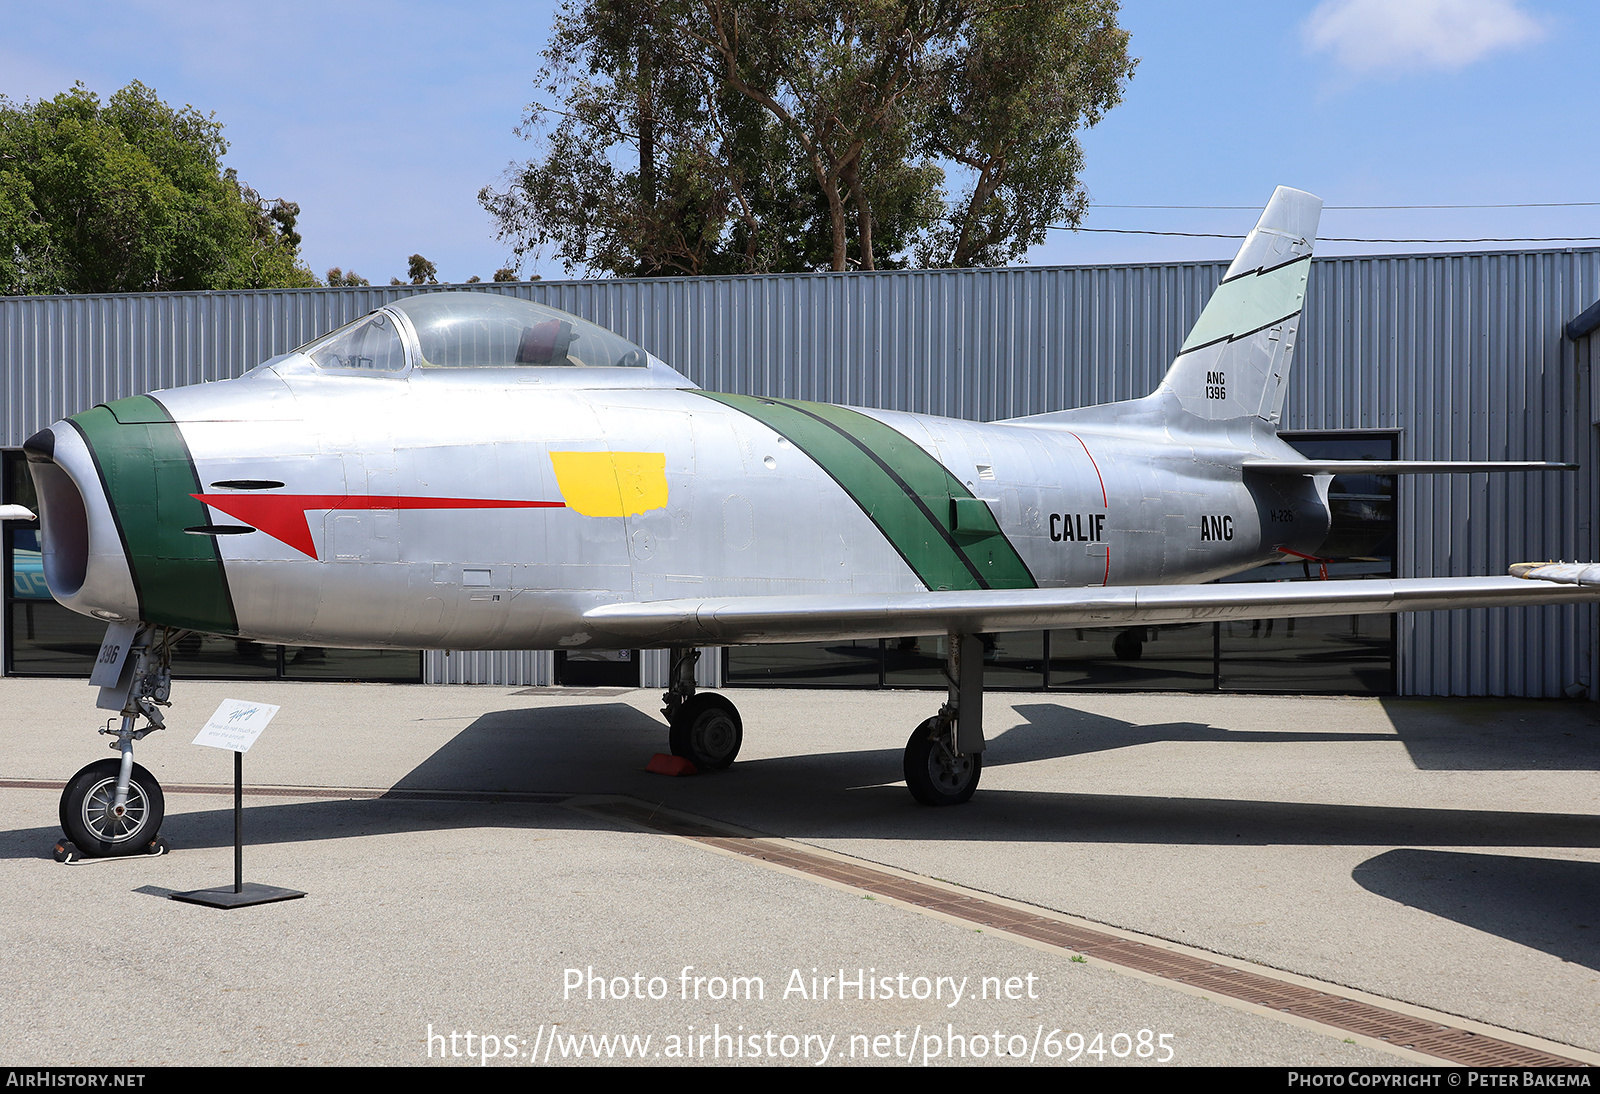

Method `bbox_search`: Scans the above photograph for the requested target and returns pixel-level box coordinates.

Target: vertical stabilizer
[1154,186,1322,431]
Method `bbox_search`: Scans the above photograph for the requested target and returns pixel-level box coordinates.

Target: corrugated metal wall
[5,250,1597,697]
[420,648,720,689]
[424,649,553,687]
[1290,253,1600,698]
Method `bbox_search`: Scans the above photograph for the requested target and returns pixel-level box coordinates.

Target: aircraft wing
[1511,562,1600,587]
[1242,461,1576,474]
[581,574,1600,646]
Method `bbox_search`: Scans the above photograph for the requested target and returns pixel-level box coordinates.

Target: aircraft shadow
[997,702,1391,761]
[390,702,669,794]
[1379,698,1600,772]
[1352,849,1600,971]
[7,775,1597,862]
[0,796,594,862]
[8,700,1598,857]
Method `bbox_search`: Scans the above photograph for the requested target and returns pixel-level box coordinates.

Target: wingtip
[1511,561,1600,586]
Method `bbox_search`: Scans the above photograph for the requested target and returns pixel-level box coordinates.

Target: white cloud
[1304,0,1546,74]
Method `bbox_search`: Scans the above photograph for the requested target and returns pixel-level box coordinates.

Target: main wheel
[59,759,165,857]
[903,718,982,806]
[668,693,743,770]
[1112,628,1145,661]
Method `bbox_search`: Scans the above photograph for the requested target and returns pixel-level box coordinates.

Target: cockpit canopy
[298,293,650,373]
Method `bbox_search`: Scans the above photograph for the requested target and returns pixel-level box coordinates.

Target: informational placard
[192,698,281,753]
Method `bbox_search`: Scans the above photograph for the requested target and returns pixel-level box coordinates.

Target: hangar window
[389,293,647,369]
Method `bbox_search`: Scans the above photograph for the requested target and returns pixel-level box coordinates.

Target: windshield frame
[296,308,417,375]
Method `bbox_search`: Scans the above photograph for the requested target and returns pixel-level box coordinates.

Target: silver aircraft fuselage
[28,352,1330,652]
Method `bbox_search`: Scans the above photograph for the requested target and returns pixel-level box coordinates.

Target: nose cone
[27,395,240,634]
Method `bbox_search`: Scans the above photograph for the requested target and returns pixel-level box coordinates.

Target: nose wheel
[59,758,166,857]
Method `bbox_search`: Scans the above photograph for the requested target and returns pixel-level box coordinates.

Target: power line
[1065,227,1246,238]
[1089,202,1600,211]
[1324,235,1600,243]
[1057,226,1600,243]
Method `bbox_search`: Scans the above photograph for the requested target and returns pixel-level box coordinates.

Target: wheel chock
[53,839,80,864]
[646,753,698,776]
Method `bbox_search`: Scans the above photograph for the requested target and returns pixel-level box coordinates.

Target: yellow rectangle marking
[549,451,668,517]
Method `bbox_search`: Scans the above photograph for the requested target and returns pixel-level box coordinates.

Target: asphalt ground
[2,677,1597,1068]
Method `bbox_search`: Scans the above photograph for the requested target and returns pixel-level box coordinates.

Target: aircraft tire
[903,718,981,806]
[1112,628,1145,661]
[59,759,165,858]
[668,693,743,770]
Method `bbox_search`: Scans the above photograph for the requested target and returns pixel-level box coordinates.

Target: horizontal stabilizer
[1244,460,1577,475]
[581,576,1600,647]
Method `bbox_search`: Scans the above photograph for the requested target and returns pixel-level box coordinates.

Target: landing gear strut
[59,626,175,858]
[903,633,985,806]
[663,648,742,770]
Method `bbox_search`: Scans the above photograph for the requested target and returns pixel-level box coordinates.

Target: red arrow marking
[191,493,565,560]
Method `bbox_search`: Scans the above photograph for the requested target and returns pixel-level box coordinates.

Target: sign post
[170,699,304,909]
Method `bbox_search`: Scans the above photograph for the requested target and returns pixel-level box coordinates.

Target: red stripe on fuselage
[1066,432,1108,508]
[191,493,565,560]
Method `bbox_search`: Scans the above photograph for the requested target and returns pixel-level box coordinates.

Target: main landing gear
[662,639,985,802]
[58,626,175,859]
[662,648,743,770]
[902,633,986,806]
[660,638,988,805]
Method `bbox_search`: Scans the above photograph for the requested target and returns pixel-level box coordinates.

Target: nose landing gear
[58,626,175,859]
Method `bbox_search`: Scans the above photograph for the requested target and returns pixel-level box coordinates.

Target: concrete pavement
[2,677,1596,1066]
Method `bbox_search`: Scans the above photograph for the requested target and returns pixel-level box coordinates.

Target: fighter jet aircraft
[20,186,1598,857]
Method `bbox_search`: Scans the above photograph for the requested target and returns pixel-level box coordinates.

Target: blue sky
[2,0,1595,282]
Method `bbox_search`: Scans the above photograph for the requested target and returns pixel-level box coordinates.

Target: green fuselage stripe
[69,396,239,634]
[697,392,1035,591]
